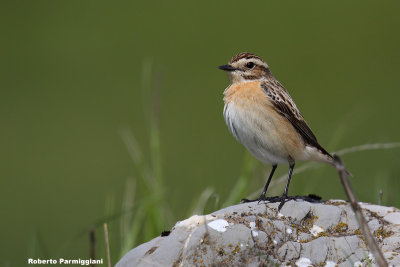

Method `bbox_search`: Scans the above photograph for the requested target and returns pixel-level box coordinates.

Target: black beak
[218,64,237,72]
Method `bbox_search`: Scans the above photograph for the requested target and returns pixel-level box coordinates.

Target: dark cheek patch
[243,68,264,80]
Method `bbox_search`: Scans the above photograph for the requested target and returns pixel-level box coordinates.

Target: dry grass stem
[104,223,111,267]
[334,155,387,267]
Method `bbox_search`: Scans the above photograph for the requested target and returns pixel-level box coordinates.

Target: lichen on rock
[116,200,400,267]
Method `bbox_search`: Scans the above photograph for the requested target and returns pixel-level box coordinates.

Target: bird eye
[246,62,255,69]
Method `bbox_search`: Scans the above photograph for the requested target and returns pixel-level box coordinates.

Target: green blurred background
[2,1,400,265]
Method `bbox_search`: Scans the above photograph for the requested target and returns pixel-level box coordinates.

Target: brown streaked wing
[261,82,331,156]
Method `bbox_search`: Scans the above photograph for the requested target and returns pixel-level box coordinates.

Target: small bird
[219,52,339,210]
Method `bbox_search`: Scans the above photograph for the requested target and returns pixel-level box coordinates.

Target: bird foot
[241,195,281,204]
[241,194,323,211]
[278,196,288,211]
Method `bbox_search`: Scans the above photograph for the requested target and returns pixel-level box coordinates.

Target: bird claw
[278,196,288,211]
[240,195,266,204]
[241,195,281,204]
[241,195,290,211]
[242,194,323,211]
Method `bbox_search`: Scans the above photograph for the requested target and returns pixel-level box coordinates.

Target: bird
[219,52,341,210]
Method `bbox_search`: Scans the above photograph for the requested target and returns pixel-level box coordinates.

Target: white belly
[223,102,289,164]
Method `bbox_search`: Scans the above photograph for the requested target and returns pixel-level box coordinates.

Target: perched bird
[219,52,339,210]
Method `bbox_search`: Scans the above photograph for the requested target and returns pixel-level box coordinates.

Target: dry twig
[333,155,387,267]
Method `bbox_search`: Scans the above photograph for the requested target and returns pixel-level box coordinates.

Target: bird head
[218,52,270,83]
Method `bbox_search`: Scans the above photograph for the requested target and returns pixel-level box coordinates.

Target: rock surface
[117,200,400,266]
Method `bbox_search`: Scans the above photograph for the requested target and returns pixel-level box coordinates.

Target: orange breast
[223,81,305,161]
[224,81,266,104]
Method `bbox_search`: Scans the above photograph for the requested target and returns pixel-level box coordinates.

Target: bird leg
[258,164,277,202]
[242,164,277,203]
[278,162,295,210]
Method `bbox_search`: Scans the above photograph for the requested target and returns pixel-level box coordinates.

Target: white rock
[384,212,400,224]
[175,214,214,229]
[207,219,229,232]
[117,200,400,267]
[361,203,393,216]
[310,225,324,237]
[325,261,336,267]
[296,257,312,267]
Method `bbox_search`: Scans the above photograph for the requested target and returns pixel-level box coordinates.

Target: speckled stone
[116,200,400,267]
